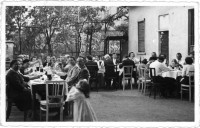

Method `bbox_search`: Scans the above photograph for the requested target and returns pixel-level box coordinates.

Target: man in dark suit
[6,60,32,113]
[119,55,135,69]
[119,55,136,88]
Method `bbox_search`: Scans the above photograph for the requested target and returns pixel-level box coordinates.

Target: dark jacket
[119,58,135,69]
[119,58,136,77]
[6,69,32,111]
[85,61,99,78]
[6,69,28,97]
[104,59,115,77]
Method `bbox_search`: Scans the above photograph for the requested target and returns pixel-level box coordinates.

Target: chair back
[123,66,133,79]
[45,80,66,104]
[189,71,194,86]
[149,68,156,78]
[139,67,146,79]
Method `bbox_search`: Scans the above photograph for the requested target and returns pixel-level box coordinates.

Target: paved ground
[90,89,194,121]
[6,89,194,122]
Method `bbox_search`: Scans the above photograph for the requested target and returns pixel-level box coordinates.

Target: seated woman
[180,57,194,85]
[137,59,149,79]
[176,57,194,93]
[168,59,179,70]
[43,56,52,67]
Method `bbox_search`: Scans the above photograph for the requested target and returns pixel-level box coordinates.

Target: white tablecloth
[162,70,182,79]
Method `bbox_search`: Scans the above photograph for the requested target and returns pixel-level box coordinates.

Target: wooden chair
[181,71,194,102]
[138,68,151,94]
[122,66,133,91]
[86,65,98,92]
[138,67,144,91]
[40,80,66,121]
[149,68,160,99]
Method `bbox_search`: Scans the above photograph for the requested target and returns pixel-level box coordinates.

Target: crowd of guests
[6,51,195,121]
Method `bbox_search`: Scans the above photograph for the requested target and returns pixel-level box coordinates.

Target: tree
[6,6,28,54]
[28,6,61,55]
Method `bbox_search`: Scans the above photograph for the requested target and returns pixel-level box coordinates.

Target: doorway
[159,31,169,63]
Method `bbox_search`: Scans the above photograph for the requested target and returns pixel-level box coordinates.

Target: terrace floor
[6,89,194,122]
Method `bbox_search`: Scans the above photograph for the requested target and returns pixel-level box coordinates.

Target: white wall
[128,6,194,62]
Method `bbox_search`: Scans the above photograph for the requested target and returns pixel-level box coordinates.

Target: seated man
[6,60,32,114]
[119,55,136,88]
[20,59,33,75]
[65,56,80,88]
[150,54,175,97]
[76,56,90,81]
[18,58,40,82]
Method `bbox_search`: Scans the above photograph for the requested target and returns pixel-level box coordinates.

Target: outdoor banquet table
[161,70,182,79]
[28,73,66,120]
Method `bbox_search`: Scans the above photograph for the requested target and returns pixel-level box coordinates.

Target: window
[138,20,145,52]
[188,9,194,54]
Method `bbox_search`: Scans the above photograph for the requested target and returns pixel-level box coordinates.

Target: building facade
[128,6,194,63]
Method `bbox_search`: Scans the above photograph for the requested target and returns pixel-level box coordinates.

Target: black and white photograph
[0,0,199,127]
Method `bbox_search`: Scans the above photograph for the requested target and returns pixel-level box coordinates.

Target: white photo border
[0,0,199,127]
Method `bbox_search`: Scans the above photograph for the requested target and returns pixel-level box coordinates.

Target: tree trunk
[89,31,93,55]
[19,28,22,54]
[86,32,89,53]
[46,38,52,56]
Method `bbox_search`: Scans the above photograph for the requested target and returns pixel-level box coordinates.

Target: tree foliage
[6,6,128,57]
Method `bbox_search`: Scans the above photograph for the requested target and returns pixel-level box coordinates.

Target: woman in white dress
[65,79,97,121]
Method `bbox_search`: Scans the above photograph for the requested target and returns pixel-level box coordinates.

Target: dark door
[159,31,169,63]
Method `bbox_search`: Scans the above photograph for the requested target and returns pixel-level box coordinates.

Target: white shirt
[182,64,194,76]
[132,57,139,64]
[113,59,116,65]
[176,59,185,67]
[149,60,170,76]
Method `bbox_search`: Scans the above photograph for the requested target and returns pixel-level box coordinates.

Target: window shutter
[138,20,145,52]
[188,9,194,54]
